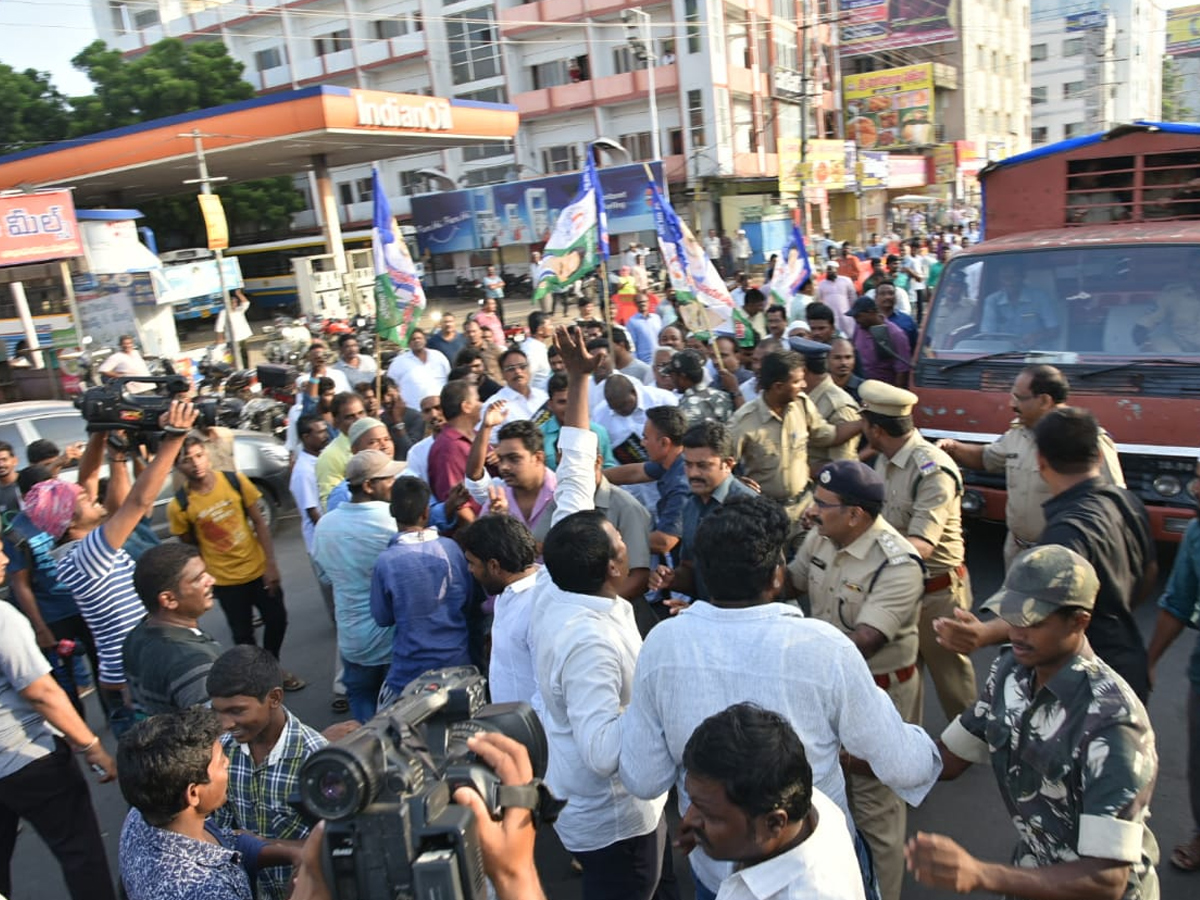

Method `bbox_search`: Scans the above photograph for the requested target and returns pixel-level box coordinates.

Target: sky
[2,0,100,95]
[1,0,1197,99]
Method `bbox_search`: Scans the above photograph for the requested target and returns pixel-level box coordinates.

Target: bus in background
[914,122,1200,541]
[224,230,373,310]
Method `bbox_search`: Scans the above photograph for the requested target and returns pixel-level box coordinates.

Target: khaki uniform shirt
[876,432,965,575]
[789,517,924,674]
[806,377,861,467]
[982,421,1125,544]
[730,394,836,503]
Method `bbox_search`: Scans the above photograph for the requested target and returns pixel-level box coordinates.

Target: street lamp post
[622,9,662,169]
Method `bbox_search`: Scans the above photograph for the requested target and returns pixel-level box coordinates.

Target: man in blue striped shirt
[29,400,198,735]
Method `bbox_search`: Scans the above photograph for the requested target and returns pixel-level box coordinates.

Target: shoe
[330,695,350,714]
[282,672,307,692]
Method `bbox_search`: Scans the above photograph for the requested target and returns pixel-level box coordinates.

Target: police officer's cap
[859,380,918,418]
[787,336,830,361]
[816,460,885,506]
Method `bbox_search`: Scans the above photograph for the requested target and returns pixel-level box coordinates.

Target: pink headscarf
[23,479,83,540]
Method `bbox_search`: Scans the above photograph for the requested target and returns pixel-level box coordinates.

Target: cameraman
[26,400,198,734]
[289,732,547,900]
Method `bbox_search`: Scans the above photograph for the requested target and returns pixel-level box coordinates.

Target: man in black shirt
[0,441,20,521]
[1034,407,1156,700]
[931,407,1156,701]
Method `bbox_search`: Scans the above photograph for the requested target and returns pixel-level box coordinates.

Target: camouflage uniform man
[909,545,1159,900]
[790,337,861,469]
[788,460,924,900]
[666,349,733,426]
[936,364,1123,568]
[729,350,861,537]
[860,379,977,721]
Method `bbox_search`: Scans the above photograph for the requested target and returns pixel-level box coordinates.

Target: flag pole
[600,257,615,351]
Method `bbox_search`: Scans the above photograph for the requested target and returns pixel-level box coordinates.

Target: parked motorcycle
[58,337,113,393]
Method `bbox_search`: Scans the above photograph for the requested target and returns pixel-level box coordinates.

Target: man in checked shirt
[207,646,327,900]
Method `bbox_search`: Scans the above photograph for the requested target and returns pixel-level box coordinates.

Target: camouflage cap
[982,545,1099,626]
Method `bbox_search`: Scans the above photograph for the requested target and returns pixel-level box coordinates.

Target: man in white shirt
[619,494,942,900]
[478,346,549,427]
[680,704,865,900]
[520,311,553,392]
[458,514,540,707]
[815,263,858,337]
[529,326,674,900]
[297,340,351,395]
[400,394,445,484]
[385,328,450,405]
[97,334,154,392]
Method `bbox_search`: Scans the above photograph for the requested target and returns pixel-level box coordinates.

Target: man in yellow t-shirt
[168,432,304,691]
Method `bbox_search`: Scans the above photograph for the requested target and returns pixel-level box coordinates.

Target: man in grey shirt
[620,494,942,900]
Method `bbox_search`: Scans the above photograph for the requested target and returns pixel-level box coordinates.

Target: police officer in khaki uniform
[936,364,1124,568]
[787,460,924,900]
[729,349,861,532]
[860,379,978,721]
[790,337,861,468]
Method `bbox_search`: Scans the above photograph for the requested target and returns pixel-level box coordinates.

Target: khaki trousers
[848,670,921,900]
[916,568,978,722]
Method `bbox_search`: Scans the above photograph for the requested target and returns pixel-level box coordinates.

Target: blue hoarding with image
[411,162,664,255]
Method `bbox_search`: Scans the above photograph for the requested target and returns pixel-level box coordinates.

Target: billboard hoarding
[1066,10,1108,31]
[806,140,857,191]
[1167,4,1200,57]
[411,162,664,256]
[778,138,803,194]
[839,0,956,57]
[858,151,889,188]
[844,64,935,151]
[0,190,83,267]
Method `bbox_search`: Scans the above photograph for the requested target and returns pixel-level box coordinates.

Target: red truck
[913,122,1200,541]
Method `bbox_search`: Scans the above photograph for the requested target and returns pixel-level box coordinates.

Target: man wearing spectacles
[478,347,549,430]
[787,460,925,900]
[935,365,1123,569]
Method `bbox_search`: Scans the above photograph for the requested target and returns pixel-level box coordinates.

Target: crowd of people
[0,243,1194,900]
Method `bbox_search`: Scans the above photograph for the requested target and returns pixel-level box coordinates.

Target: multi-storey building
[92,0,844,256]
[1029,0,1164,147]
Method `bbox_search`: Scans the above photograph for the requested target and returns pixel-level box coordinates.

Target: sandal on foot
[1170,836,1200,871]
[282,672,307,692]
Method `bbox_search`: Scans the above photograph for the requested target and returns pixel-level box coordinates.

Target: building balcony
[515,64,679,117]
[499,0,670,34]
[257,64,293,91]
[732,152,778,179]
[727,66,766,96]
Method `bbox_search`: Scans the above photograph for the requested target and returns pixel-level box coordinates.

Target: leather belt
[924,564,966,594]
[873,664,917,689]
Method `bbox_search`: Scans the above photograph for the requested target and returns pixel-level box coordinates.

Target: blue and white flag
[371,166,425,347]
[533,150,603,301]
[768,225,812,308]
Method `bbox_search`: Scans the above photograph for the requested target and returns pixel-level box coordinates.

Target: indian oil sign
[352,91,454,132]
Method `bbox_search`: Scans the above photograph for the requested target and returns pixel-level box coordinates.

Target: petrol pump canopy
[0,86,519,207]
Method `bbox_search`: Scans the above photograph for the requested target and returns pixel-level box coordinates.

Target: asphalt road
[10,516,1198,900]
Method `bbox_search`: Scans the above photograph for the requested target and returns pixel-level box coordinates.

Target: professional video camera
[298,666,563,900]
[75,375,218,432]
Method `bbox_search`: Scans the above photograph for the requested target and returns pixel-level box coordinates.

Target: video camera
[75,376,218,432]
[297,667,562,900]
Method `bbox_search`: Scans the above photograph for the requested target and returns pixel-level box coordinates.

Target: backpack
[174,471,248,539]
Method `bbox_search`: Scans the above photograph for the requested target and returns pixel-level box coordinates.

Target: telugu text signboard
[0,190,83,267]
[844,64,935,152]
[838,0,956,57]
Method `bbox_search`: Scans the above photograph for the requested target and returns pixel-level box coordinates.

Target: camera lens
[299,729,386,821]
[319,770,351,805]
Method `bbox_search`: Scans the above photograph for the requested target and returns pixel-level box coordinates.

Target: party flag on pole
[768,225,812,309]
[532,151,603,302]
[372,166,426,348]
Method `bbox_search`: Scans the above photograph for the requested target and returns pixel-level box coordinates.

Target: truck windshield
[923,245,1200,359]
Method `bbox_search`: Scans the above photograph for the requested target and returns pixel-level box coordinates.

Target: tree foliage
[1161,56,1195,123]
[0,65,71,154]
[0,38,304,244]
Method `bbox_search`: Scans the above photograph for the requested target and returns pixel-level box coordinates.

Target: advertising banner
[778,137,803,194]
[805,140,857,191]
[1066,10,1108,31]
[838,0,956,57]
[411,162,664,256]
[0,190,83,267]
[844,64,935,151]
[198,194,229,251]
[859,150,890,188]
[929,144,956,184]
[1167,5,1200,57]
